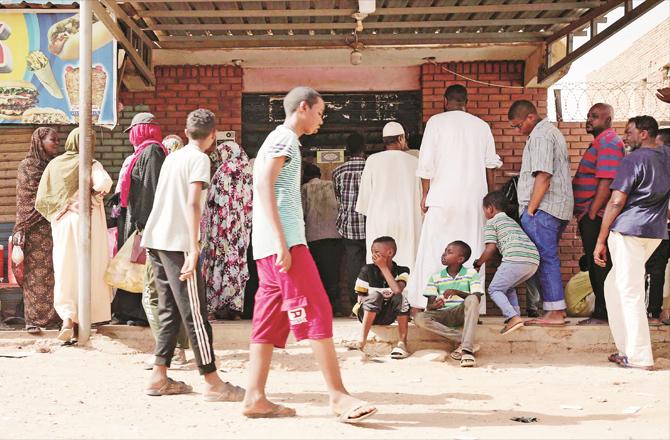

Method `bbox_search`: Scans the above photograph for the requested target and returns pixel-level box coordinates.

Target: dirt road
[0,335,668,439]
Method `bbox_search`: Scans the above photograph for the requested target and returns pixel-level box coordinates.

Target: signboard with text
[0,11,116,125]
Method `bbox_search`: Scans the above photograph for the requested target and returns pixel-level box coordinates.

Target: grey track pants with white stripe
[148,249,216,375]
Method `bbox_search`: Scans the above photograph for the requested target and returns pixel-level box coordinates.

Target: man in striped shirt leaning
[572,103,625,326]
[473,191,539,335]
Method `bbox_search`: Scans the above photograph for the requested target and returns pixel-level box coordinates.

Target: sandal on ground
[25,325,41,335]
[648,318,663,327]
[616,356,654,371]
[450,344,480,361]
[390,342,409,359]
[663,318,670,326]
[57,327,74,342]
[145,378,193,396]
[336,401,378,424]
[460,352,476,368]
[608,352,625,364]
[500,319,524,336]
[203,382,245,402]
[243,403,296,419]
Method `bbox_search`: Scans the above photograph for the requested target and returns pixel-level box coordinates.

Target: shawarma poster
[0,11,116,125]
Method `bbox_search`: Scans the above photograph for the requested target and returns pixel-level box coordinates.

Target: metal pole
[78,0,93,344]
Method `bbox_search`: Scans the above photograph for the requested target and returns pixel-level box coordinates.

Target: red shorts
[250,245,333,348]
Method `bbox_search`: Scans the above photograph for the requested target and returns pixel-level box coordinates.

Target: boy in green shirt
[414,240,483,367]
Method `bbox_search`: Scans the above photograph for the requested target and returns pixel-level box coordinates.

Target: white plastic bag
[104,231,145,293]
[11,245,24,265]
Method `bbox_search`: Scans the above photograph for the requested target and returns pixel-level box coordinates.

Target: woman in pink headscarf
[111,112,167,326]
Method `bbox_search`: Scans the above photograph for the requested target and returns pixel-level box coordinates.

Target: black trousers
[645,233,670,318]
[342,238,366,307]
[148,249,216,375]
[309,239,343,311]
[579,215,611,320]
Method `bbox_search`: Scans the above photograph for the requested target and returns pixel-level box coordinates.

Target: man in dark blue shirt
[595,116,670,370]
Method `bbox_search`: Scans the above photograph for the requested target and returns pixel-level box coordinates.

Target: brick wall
[119,65,243,142]
[420,61,629,313]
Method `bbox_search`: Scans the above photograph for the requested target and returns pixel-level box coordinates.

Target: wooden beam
[538,0,663,84]
[136,2,606,18]
[144,17,575,32]
[546,0,623,44]
[91,1,155,85]
[99,0,157,48]
[156,32,545,49]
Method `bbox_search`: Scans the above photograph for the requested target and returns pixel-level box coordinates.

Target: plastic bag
[104,231,145,293]
[11,246,24,265]
[565,271,595,317]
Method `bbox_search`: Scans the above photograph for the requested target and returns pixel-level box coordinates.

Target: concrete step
[2,317,668,357]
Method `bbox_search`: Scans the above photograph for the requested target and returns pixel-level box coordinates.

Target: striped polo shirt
[572,128,625,219]
[252,125,306,260]
[423,266,483,310]
[484,212,539,265]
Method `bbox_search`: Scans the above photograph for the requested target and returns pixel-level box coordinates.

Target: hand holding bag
[130,232,147,265]
[104,231,145,293]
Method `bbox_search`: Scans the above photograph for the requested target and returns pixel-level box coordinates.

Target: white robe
[51,161,113,324]
[355,150,423,270]
[406,110,502,311]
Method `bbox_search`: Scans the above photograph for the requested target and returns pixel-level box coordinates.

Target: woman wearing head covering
[201,141,253,320]
[111,113,167,326]
[35,128,113,341]
[12,127,61,333]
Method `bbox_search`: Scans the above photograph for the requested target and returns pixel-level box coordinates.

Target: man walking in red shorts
[243,87,377,423]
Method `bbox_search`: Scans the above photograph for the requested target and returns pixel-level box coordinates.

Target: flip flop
[450,344,481,361]
[145,378,193,396]
[336,401,378,424]
[608,353,625,364]
[25,325,41,335]
[577,317,608,326]
[500,320,524,335]
[243,403,296,419]
[203,382,245,402]
[57,327,74,342]
[390,343,409,359]
[616,357,654,371]
[524,318,566,327]
[460,353,476,368]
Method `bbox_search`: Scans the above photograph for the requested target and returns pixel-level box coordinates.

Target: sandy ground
[0,335,668,440]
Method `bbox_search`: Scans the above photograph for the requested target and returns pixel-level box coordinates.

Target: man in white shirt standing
[355,122,423,270]
[407,85,502,312]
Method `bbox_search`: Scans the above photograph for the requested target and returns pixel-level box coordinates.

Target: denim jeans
[489,261,538,319]
[520,209,568,311]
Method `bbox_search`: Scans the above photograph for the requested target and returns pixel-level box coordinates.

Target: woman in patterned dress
[12,127,62,333]
[201,141,253,320]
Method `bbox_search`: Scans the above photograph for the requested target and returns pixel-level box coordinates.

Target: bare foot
[243,395,296,418]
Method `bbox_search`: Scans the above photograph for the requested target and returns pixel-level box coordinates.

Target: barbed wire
[550,81,670,123]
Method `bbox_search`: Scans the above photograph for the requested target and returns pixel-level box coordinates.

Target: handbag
[130,232,147,264]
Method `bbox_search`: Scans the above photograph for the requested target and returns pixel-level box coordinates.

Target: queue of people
[6,83,670,421]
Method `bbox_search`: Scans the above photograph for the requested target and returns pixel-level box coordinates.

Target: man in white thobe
[356,122,423,270]
[407,85,502,312]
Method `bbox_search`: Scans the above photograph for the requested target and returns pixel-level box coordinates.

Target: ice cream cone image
[26,51,63,99]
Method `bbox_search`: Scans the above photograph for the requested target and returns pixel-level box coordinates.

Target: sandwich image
[64,65,107,123]
[47,14,113,61]
[21,107,72,125]
[0,80,39,121]
[26,51,63,99]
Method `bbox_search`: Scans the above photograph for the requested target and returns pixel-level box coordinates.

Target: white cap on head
[382,121,405,137]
